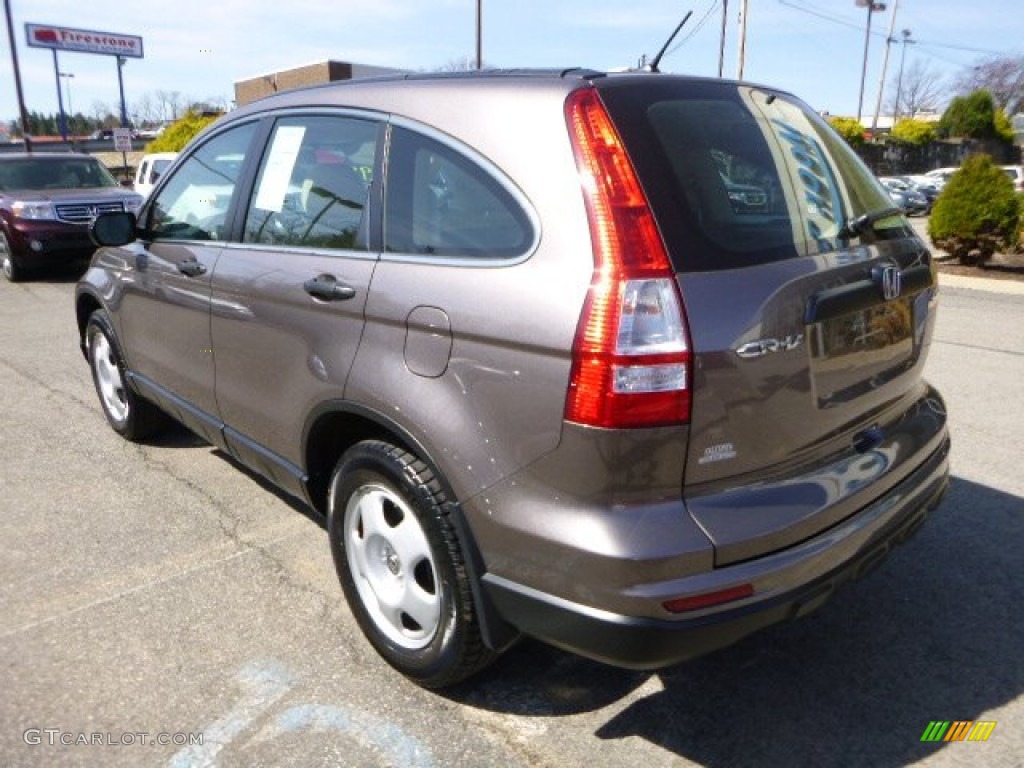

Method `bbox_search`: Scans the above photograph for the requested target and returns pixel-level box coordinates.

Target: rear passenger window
[243,116,378,250]
[384,127,533,259]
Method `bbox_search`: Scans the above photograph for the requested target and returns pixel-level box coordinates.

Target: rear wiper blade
[838,207,904,240]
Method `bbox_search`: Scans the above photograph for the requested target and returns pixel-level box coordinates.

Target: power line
[668,0,721,57]
[777,0,1016,89]
[778,0,1011,58]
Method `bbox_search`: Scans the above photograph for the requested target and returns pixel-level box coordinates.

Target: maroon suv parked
[1,153,142,281]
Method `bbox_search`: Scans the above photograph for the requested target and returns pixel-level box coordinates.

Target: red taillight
[564,88,692,429]
[663,584,754,614]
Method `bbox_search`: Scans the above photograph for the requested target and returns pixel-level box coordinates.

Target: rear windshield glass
[597,80,908,271]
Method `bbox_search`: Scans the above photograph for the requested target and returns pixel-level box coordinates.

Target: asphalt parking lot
[1,267,1021,767]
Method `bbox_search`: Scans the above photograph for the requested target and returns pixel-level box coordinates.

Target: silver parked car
[879,177,930,215]
[76,70,949,688]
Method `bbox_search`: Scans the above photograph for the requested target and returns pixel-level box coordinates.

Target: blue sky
[2,0,1020,127]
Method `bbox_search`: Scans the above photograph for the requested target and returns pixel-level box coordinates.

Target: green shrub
[890,118,935,146]
[928,154,1020,265]
[828,116,865,148]
[145,110,220,153]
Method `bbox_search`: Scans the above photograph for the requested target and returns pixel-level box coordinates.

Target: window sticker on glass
[253,125,306,213]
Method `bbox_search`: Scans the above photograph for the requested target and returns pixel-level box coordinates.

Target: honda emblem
[879,265,902,301]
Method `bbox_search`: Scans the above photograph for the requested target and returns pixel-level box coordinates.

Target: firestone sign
[25,23,144,59]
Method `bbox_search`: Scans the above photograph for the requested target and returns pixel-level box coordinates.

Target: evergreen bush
[928,154,1019,266]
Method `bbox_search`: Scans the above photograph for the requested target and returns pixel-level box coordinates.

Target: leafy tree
[890,118,935,146]
[994,108,1015,143]
[144,109,220,152]
[928,154,1019,266]
[938,89,1006,140]
[828,116,865,148]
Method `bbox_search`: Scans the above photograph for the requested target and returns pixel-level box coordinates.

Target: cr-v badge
[735,333,804,359]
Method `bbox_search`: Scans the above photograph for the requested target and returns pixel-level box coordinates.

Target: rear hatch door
[598,78,939,565]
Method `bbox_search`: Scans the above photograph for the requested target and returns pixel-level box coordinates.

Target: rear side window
[384,126,533,259]
[598,81,903,271]
[243,115,378,250]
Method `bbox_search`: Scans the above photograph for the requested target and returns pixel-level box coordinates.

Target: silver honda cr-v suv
[76,69,950,688]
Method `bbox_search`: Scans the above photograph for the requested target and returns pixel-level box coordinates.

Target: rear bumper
[482,431,950,670]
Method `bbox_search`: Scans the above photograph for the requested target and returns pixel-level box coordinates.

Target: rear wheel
[327,440,495,688]
[86,309,167,440]
[1,233,28,283]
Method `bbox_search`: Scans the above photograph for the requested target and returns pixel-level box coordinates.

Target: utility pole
[718,0,729,78]
[870,0,899,135]
[3,0,32,151]
[737,0,749,80]
[894,29,914,119]
[475,0,482,70]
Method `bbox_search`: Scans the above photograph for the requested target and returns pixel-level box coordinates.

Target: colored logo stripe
[968,722,997,742]
[921,721,949,742]
[921,721,996,742]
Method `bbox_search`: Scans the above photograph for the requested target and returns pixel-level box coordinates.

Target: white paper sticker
[252,125,306,213]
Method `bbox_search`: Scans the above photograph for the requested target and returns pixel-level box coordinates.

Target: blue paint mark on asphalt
[168,660,296,768]
[168,660,435,767]
[267,704,435,767]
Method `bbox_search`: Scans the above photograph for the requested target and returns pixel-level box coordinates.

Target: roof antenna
[648,11,693,73]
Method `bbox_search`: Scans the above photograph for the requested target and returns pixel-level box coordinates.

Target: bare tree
[887,60,945,118]
[955,55,1024,114]
[434,55,489,72]
[131,92,156,126]
[154,89,184,122]
[198,94,229,112]
[89,100,117,128]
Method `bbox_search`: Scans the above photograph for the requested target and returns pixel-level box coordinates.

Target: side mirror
[90,211,138,247]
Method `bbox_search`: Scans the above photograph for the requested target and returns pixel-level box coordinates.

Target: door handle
[178,258,207,277]
[303,274,356,301]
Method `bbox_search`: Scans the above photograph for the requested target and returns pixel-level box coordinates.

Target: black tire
[327,440,495,688]
[85,309,167,441]
[1,232,28,283]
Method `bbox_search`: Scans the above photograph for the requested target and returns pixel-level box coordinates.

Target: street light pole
[52,49,68,143]
[856,1,885,125]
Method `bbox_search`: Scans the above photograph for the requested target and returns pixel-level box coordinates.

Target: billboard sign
[25,23,144,59]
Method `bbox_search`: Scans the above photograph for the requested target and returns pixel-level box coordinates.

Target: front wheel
[86,310,167,441]
[327,440,495,688]
[1,233,27,283]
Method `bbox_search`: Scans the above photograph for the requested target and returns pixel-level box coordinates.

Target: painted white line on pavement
[939,272,1024,296]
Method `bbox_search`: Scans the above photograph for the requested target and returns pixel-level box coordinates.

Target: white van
[133,152,178,198]
[1001,165,1024,193]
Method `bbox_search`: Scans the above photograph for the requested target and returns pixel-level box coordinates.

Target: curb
[938,272,1024,295]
